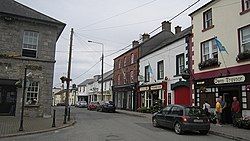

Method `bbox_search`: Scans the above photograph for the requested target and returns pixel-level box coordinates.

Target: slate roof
[140,26,192,59]
[98,70,113,82]
[0,0,65,24]
[78,79,95,86]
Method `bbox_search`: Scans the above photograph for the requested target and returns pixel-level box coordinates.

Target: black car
[97,101,116,112]
[152,104,210,135]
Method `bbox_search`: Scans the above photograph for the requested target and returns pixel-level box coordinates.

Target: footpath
[0,107,75,138]
[116,109,250,141]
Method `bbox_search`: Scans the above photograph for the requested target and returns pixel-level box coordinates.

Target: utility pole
[101,47,104,101]
[64,28,73,124]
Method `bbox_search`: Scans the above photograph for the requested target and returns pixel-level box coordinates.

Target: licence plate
[194,119,203,123]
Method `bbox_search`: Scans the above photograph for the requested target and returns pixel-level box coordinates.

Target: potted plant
[236,50,250,62]
[198,58,221,70]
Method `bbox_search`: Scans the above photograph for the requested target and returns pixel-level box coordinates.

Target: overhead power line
[76,0,158,30]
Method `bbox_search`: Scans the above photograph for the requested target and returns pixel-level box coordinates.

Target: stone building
[0,0,66,117]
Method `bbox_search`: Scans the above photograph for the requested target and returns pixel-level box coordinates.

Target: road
[2,107,233,141]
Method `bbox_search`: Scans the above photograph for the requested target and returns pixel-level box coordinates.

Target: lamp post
[88,40,104,101]
[19,67,27,131]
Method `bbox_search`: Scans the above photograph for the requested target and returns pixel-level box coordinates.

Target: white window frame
[240,26,250,52]
[26,81,39,105]
[203,9,213,29]
[201,39,218,61]
[22,31,39,58]
[176,54,185,75]
[145,66,150,82]
[157,60,164,80]
[131,53,134,64]
[243,0,250,11]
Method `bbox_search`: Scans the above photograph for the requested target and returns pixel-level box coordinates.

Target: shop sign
[214,75,245,84]
[151,85,162,90]
[196,81,205,85]
[139,87,149,91]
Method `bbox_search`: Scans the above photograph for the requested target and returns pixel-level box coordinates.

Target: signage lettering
[214,75,245,84]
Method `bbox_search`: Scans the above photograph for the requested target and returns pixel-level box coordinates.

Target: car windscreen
[185,107,206,117]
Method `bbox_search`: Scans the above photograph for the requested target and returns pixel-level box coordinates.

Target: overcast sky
[16,0,210,87]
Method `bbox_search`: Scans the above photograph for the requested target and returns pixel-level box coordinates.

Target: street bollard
[67,107,70,121]
[52,109,56,127]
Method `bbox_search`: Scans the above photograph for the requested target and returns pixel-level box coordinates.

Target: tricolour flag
[215,37,228,54]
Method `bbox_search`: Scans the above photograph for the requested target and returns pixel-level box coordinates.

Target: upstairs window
[242,0,250,11]
[117,74,121,85]
[201,39,218,61]
[131,53,134,64]
[239,25,250,52]
[145,66,150,82]
[203,9,213,30]
[157,60,164,80]
[130,70,134,83]
[124,56,127,66]
[22,31,39,58]
[118,60,121,69]
[176,54,185,75]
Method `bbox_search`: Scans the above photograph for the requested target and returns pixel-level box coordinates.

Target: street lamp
[88,40,104,101]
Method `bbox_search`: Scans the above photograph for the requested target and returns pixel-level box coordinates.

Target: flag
[148,62,156,82]
[215,37,228,54]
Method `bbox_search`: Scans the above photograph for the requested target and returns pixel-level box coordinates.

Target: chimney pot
[142,33,150,42]
[162,21,171,32]
[175,26,182,34]
[132,40,139,48]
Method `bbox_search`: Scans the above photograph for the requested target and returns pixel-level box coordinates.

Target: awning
[171,81,189,90]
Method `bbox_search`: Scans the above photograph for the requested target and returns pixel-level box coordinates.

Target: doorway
[0,85,17,116]
[219,86,241,124]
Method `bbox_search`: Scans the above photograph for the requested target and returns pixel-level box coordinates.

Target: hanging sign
[151,85,162,90]
[214,75,245,84]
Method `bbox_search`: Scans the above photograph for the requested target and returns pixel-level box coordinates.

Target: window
[203,9,213,29]
[118,60,121,69]
[145,66,150,82]
[201,39,218,61]
[26,81,39,105]
[239,26,250,52]
[123,72,126,84]
[117,74,121,85]
[176,54,184,75]
[124,56,127,66]
[131,53,134,64]
[157,60,164,80]
[242,0,250,11]
[168,93,171,104]
[130,70,134,83]
[22,31,39,58]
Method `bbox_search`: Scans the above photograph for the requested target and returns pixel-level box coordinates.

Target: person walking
[215,98,222,126]
[203,100,211,117]
[219,96,227,124]
[231,97,240,126]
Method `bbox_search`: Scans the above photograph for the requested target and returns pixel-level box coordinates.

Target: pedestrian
[215,98,222,126]
[219,96,227,124]
[231,97,240,126]
[203,100,211,117]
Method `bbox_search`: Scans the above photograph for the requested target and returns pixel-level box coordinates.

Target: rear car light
[181,116,190,122]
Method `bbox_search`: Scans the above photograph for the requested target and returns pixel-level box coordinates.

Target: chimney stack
[142,33,150,42]
[132,40,139,48]
[162,21,171,32]
[175,26,182,34]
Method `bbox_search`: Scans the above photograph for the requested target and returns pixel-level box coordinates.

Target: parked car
[152,104,210,135]
[97,101,116,112]
[76,101,88,108]
[87,102,100,110]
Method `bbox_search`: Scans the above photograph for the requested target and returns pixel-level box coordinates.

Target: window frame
[242,0,250,12]
[200,38,218,62]
[130,70,134,83]
[203,9,213,30]
[131,53,134,64]
[26,81,39,105]
[157,60,164,80]
[124,56,127,66]
[238,25,250,53]
[22,30,39,58]
[145,65,150,82]
[176,53,185,75]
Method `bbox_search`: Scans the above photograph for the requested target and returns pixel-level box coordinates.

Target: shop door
[174,87,190,106]
[220,87,241,124]
[0,86,17,116]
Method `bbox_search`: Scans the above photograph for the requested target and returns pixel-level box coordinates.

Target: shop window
[239,25,250,53]
[145,65,150,82]
[168,93,171,104]
[22,31,39,58]
[176,54,184,75]
[157,60,164,80]
[26,81,39,105]
[247,91,250,109]
[203,9,213,30]
[199,92,216,108]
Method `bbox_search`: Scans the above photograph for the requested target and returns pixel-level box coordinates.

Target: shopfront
[194,74,250,121]
[138,82,167,108]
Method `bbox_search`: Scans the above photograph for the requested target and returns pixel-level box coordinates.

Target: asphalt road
[2,107,233,141]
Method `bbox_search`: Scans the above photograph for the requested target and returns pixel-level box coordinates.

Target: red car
[87,102,100,110]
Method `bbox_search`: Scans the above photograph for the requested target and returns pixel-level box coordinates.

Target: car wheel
[199,130,209,135]
[174,122,183,135]
[152,118,159,127]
